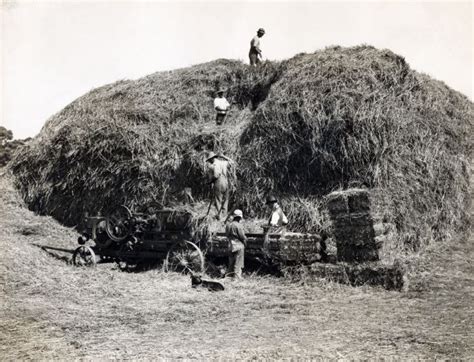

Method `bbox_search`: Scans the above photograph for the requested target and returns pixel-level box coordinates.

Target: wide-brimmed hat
[233,209,243,218]
[216,89,225,94]
[206,152,218,162]
[266,195,277,204]
[257,28,265,34]
[206,152,231,162]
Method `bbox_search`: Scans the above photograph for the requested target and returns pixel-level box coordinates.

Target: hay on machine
[8,45,473,272]
[69,202,324,274]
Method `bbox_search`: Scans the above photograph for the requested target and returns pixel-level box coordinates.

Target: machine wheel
[72,246,97,267]
[106,205,132,242]
[164,240,204,274]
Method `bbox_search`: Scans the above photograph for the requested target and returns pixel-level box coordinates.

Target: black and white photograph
[1,0,472,359]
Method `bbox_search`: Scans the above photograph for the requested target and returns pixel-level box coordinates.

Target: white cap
[233,209,243,218]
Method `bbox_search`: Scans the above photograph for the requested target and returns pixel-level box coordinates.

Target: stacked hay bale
[210,231,322,264]
[325,189,378,262]
[249,232,322,264]
[303,261,407,291]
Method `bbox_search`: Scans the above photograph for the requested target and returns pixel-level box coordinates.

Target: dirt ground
[0,169,472,359]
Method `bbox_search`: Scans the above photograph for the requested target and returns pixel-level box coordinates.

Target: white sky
[1,0,472,139]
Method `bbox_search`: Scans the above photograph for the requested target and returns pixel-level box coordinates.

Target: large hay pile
[10,45,473,252]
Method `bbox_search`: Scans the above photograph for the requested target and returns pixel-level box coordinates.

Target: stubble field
[0,170,472,359]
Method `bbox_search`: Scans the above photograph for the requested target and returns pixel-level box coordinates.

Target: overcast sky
[1,0,472,139]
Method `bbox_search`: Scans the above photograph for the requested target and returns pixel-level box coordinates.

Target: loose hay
[9,45,473,256]
[1,171,474,359]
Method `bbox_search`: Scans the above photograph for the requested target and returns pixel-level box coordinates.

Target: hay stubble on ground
[1,171,472,359]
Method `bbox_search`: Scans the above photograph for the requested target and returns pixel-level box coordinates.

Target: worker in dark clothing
[225,209,247,278]
[249,28,265,66]
[206,152,231,220]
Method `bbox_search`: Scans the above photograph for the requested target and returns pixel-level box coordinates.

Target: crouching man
[225,209,247,279]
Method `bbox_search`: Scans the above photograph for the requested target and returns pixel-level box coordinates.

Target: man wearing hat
[225,209,247,278]
[213,89,230,125]
[262,195,288,252]
[266,195,288,229]
[249,28,265,66]
[206,152,231,220]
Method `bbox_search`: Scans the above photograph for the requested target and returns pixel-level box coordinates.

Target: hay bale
[330,213,374,227]
[9,45,472,256]
[305,261,407,290]
[325,189,370,215]
[324,189,378,262]
[274,232,322,263]
[210,231,322,264]
[334,226,376,247]
[337,246,379,262]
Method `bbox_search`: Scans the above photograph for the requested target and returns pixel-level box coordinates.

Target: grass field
[1,169,472,359]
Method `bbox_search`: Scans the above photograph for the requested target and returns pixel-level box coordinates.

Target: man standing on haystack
[206,152,231,220]
[249,28,265,66]
[213,89,230,125]
[225,209,247,278]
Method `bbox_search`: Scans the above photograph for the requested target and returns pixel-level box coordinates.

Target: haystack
[9,45,473,255]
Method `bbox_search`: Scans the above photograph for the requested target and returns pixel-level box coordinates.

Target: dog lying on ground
[191,274,225,292]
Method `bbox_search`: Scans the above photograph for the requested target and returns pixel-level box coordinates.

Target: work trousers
[263,226,286,255]
[212,176,229,219]
[228,240,245,278]
[249,52,261,66]
[215,113,227,125]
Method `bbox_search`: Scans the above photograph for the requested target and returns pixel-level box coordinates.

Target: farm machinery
[73,205,324,274]
[73,205,205,273]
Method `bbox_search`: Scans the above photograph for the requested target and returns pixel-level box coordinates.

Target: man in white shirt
[266,195,288,229]
[249,28,265,66]
[262,195,288,253]
[213,89,230,125]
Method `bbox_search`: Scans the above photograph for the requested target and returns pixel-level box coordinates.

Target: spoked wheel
[164,240,205,274]
[106,205,132,242]
[72,245,97,267]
